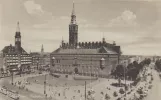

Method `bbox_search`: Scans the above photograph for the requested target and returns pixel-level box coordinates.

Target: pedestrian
[49,95,52,100]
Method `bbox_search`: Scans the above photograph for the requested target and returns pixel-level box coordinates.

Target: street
[145,69,161,100]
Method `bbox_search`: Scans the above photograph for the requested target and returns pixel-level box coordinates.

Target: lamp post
[11,70,13,85]
[91,57,92,79]
[20,66,22,77]
[85,81,87,100]
[44,74,47,94]
[124,62,127,100]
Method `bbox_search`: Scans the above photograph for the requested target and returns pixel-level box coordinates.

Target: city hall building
[0,22,32,72]
[50,3,121,77]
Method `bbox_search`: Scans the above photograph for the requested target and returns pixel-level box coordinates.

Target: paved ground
[144,69,161,100]
[23,73,134,100]
[0,93,13,100]
[0,73,50,100]
[1,70,152,100]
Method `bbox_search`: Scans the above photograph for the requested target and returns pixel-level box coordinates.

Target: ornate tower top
[113,41,116,45]
[16,21,20,32]
[102,33,106,43]
[15,21,21,53]
[69,1,78,47]
[15,21,21,38]
[41,44,44,53]
[70,1,77,24]
[72,1,75,16]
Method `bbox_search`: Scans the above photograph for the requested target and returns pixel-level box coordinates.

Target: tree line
[155,59,161,71]
[111,58,151,81]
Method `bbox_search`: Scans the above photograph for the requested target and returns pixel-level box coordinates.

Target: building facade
[30,52,40,69]
[0,22,32,72]
[50,3,121,77]
[30,45,50,70]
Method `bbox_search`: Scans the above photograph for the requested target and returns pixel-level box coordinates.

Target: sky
[0,0,161,55]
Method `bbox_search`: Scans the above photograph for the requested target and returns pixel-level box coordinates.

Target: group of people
[42,82,86,100]
[14,78,31,91]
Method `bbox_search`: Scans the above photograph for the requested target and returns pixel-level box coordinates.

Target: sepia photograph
[0,0,161,100]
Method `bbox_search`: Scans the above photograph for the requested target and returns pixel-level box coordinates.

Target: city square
[0,0,161,100]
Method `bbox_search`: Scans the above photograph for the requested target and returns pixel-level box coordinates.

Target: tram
[0,86,7,95]
[0,86,19,100]
[7,90,19,100]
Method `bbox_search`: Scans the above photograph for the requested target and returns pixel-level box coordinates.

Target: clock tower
[15,22,21,53]
[69,2,78,48]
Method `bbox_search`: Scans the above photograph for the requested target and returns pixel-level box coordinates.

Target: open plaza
[1,1,161,100]
[0,62,156,100]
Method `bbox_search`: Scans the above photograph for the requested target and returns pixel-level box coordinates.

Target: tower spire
[69,1,78,47]
[16,21,20,32]
[70,1,77,24]
[62,36,64,42]
[102,33,105,43]
[41,44,44,53]
[72,1,75,16]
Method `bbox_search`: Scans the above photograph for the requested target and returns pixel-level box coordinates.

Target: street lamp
[44,74,47,94]
[124,62,127,100]
[10,69,13,85]
[85,81,87,100]
[20,66,22,77]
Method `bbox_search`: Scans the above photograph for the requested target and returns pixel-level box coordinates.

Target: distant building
[0,22,32,72]
[0,51,3,69]
[30,52,40,69]
[30,45,50,69]
[50,3,121,77]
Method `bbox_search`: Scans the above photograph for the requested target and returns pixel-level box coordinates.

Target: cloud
[107,10,138,27]
[32,16,67,29]
[60,16,70,20]
[33,16,89,29]
[24,0,44,15]
[79,24,99,28]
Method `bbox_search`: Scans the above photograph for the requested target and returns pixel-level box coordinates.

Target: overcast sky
[0,0,161,55]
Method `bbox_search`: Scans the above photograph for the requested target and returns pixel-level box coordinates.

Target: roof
[52,46,118,55]
[101,46,117,54]
[2,45,27,54]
